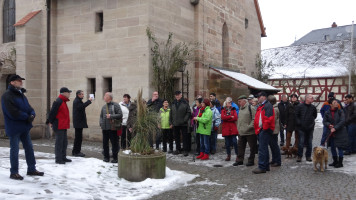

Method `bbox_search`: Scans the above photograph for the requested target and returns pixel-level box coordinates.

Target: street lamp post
[178,61,187,97]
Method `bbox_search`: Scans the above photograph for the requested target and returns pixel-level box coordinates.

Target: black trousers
[174,126,190,152]
[102,130,119,160]
[55,129,68,162]
[72,128,83,154]
[237,134,257,163]
[121,126,131,149]
[161,129,173,151]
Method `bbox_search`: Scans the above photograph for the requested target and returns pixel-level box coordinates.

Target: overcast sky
[259,0,356,50]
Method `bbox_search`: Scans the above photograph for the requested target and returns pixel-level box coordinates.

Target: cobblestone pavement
[1,127,356,200]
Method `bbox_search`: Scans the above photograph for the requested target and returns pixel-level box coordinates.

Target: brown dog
[281,146,293,158]
[290,146,298,158]
[313,147,328,172]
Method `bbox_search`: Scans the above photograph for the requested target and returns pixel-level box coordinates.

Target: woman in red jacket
[221,97,238,162]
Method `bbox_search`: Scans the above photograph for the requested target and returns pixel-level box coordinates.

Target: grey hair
[106,92,113,99]
[223,97,233,107]
[305,94,313,99]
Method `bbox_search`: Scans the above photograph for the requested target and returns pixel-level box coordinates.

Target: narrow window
[245,18,248,29]
[3,0,15,43]
[95,12,103,32]
[88,78,96,97]
[103,77,112,94]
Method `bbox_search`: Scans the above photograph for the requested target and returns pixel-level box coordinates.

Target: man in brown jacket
[235,95,257,167]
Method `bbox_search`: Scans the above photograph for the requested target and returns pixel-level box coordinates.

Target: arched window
[222,22,229,68]
[3,0,15,43]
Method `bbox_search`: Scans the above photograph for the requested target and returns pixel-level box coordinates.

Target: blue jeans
[258,130,271,170]
[298,129,313,158]
[200,134,210,154]
[269,134,281,165]
[210,130,218,152]
[320,126,328,146]
[9,130,36,174]
[330,137,344,157]
[279,125,285,144]
[225,135,238,155]
[347,124,356,153]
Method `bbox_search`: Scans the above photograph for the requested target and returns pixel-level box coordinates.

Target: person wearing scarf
[221,97,238,162]
[323,98,349,168]
[194,99,213,160]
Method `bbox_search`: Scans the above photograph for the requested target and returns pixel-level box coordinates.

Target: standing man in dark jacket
[1,75,44,180]
[147,91,163,148]
[48,87,72,164]
[295,94,317,162]
[209,92,222,113]
[343,94,356,155]
[278,95,289,146]
[170,91,191,156]
[100,92,122,163]
[283,94,300,152]
[72,90,93,157]
[253,91,275,174]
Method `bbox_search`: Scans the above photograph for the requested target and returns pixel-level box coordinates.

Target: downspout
[46,0,51,138]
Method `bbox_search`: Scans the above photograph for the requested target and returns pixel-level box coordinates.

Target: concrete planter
[118,151,166,182]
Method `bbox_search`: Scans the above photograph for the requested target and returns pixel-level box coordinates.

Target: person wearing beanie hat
[194,99,213,160]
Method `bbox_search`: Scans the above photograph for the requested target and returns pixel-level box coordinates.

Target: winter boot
[225,154,231,161]
[201,153,209,160]
[196,152,204,159]
[334,157,343,168]
[329,156,338,166]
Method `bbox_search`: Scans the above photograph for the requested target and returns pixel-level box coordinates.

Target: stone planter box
[118,151,166,182]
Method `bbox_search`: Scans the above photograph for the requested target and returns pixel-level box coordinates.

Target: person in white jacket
[119,94,131,149]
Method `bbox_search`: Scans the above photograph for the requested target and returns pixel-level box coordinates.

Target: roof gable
[14,10,41,27]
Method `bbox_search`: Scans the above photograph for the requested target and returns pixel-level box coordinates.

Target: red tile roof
[14,10,42,27]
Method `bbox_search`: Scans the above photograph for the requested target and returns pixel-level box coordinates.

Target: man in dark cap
[252,91,275,174]
[48,87,72,164]
[170,91,191,156]
[1,75,44,180]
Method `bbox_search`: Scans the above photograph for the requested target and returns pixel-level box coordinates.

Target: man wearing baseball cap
[253,91,275,174]
[1,74,44,180]
[48,87,72,164]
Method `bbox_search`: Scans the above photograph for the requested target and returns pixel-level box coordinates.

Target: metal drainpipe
[46,0,51,138]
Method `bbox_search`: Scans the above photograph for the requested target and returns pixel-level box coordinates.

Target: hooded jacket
[196,106,213,135]
[221,107,238,136]
[254,100,275,134]
[169,98,191,126]
[48,94,70,131]
[323,108,349,149]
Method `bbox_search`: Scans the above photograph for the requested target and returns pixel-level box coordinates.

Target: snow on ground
[315,113,323,128]
[329,155,356,175]
[0,147,198,200]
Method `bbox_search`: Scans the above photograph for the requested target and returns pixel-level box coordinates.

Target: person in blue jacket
[1,75,44,180]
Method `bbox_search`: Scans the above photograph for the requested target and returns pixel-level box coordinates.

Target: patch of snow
[189,179,225,186]
[0,147,198,200]
[329,154,356,175]
[260,198,284,200]
[315,113,323,128]
[123,150,131,154]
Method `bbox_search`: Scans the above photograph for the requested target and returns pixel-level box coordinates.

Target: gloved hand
[27,115,35,123]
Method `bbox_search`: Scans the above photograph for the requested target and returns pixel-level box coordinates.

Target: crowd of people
[2,74,356,180]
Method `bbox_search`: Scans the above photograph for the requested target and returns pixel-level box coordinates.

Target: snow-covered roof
[262,39,355,79]
[209,66,279,91]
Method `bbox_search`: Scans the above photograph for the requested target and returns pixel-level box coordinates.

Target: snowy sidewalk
[0,147,197,200]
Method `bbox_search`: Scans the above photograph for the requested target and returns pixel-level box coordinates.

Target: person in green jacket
[158,100,173,153]
[194,99,213,160]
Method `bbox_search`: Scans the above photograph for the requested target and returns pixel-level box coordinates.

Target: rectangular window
[88,78,96,97]
[103,77,112,94]
[95,12,103,32]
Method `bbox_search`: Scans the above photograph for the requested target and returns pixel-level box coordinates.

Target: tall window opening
[3,0,16,43]
[95,12,103,32]
[88,78,96,97]
[222,22,229,68]
[103,77,112,94]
